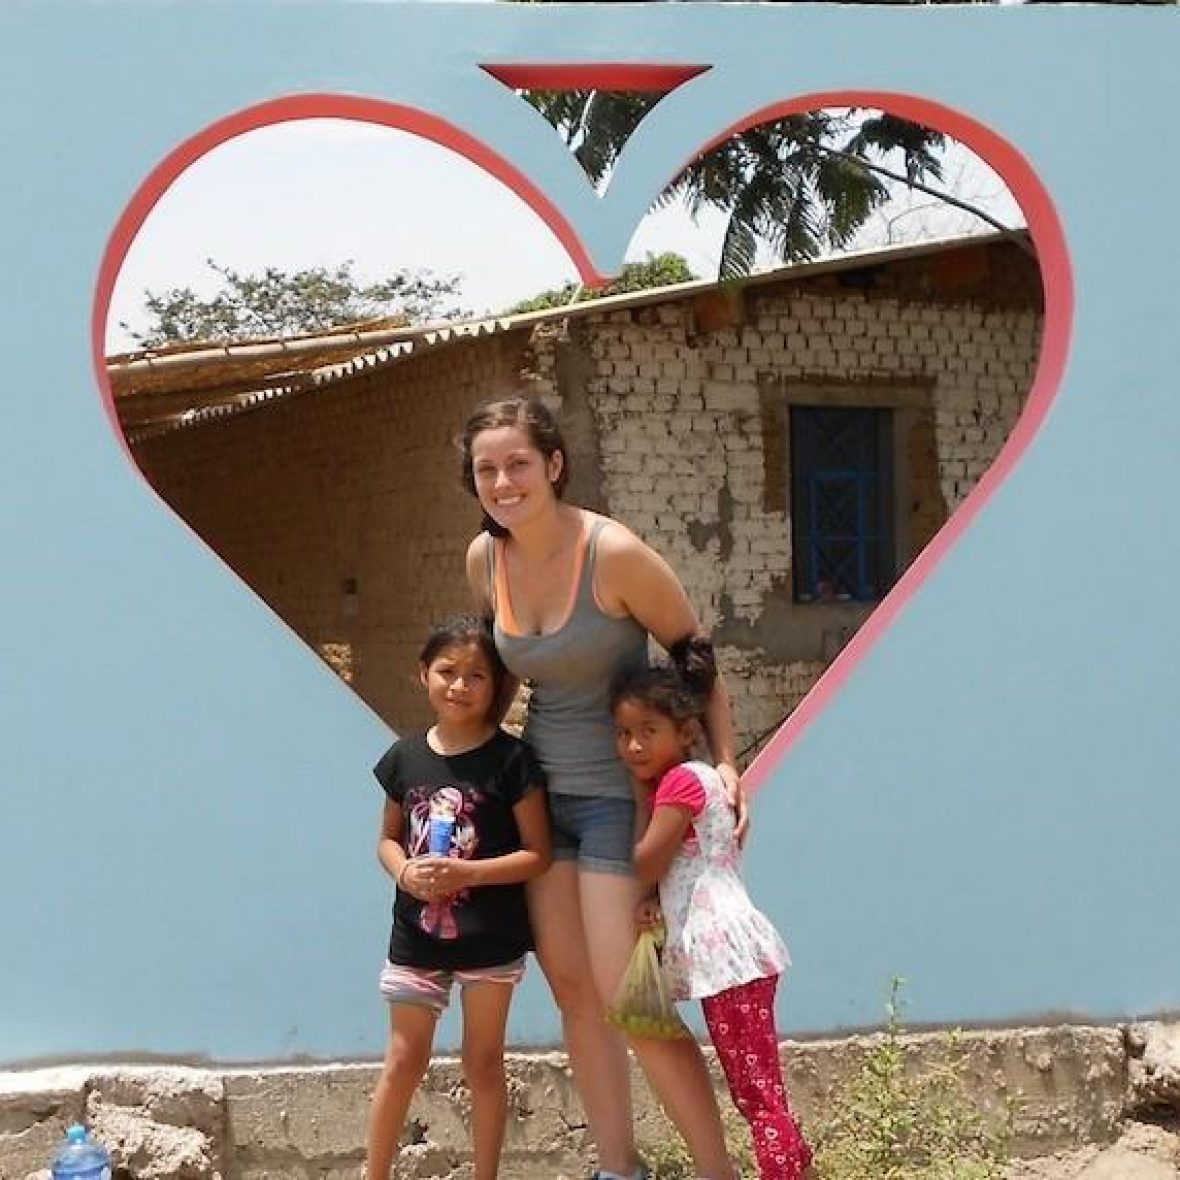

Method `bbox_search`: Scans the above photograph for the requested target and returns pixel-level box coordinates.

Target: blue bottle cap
[65,1125,88,1144]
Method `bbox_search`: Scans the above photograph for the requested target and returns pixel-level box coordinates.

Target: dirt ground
[1006,1119,1179,1179]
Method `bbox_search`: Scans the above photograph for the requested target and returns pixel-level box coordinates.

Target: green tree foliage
[507,251,696,313]
[520,0,1170,280]
[122,259,465,349]
[526,91,946,279]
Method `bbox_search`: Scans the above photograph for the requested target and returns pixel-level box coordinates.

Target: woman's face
[470,424,562,532]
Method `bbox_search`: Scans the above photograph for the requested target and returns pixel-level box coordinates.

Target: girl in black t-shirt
[367,616,550,1180]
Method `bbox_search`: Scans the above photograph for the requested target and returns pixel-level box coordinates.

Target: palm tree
[528,93,948,278]
[523,0,1177,275]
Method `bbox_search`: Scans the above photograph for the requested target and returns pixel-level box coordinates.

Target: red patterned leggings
[701,975,812,1180]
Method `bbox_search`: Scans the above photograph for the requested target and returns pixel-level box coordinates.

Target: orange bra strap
[492,536,522,634]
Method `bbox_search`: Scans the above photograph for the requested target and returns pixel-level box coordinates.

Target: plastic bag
[605,925,692,1040]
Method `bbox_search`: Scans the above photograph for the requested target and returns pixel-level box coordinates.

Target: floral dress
[655,760,789,1001]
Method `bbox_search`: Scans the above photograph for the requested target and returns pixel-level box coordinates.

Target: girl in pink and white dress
[611,637,814,1180]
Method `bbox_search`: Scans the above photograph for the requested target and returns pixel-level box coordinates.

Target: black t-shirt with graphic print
[373,729,546,971]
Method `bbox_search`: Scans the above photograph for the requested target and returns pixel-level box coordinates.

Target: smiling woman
[458,394,752,1180]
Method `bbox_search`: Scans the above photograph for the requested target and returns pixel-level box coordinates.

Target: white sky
[106,117,1024,354]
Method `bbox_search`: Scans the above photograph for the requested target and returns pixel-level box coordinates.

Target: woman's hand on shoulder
[717,761,750,847]
[594,518,699,648]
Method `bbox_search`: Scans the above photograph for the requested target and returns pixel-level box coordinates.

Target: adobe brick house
[111,232,1042,756]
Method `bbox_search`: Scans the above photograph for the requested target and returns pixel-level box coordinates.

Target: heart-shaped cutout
[94,86,1069,799]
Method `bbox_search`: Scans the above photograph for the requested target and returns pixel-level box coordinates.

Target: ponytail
[667,633,717,702]
[610,632,717,725]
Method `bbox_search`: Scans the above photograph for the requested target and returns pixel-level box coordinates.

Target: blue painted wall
[1,2,1177,1064]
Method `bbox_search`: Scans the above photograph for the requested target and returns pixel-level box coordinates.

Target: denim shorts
[379,957,526,1013]
[548,791,636,876]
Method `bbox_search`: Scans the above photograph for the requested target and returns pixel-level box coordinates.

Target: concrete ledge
[0,1023,1165,1180]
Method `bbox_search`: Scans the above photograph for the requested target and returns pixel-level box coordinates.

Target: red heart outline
[90,85,1072,795]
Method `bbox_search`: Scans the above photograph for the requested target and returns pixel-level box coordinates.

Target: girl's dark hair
[419,614,508,708]
[458,396,570,537]
[609,633,718,723]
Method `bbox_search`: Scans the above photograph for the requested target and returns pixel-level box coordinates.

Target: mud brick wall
[525,239,1042,756]
[134,331,532,733]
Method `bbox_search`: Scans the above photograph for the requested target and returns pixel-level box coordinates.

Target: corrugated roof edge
[115,227,1031,439]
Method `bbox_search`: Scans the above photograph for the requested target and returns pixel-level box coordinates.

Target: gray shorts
[547,791,636,876]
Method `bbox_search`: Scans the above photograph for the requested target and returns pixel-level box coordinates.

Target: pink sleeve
[653,765,706,818]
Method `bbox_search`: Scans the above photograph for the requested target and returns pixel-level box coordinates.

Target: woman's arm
[597,522,748,838]
[421,787,551,895]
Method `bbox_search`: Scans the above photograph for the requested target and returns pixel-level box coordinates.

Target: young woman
[367,616,551,1180]
[461,396,747,1180]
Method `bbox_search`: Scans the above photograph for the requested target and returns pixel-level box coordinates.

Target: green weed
[641,979,1012,1180]
[811,979,1012,1180]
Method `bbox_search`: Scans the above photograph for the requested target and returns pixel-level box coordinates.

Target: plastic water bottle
[50,1125,111,1180]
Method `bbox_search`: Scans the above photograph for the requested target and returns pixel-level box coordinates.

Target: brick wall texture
[131,239,1043,756]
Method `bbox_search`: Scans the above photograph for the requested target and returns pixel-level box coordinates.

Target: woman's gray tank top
[491,519,648,800]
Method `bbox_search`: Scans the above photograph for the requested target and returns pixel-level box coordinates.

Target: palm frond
[531,92,981,279]
[719,214,759,281]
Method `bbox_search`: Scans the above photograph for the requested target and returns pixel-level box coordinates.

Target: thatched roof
[106,316,519,435]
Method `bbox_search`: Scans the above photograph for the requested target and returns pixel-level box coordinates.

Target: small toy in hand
[427,797,457,855]
[605,922,692,1040]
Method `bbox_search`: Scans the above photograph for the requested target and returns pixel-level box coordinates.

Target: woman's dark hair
[419,614,508,710]
[458,396,570,537]
[609,634,718,724]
